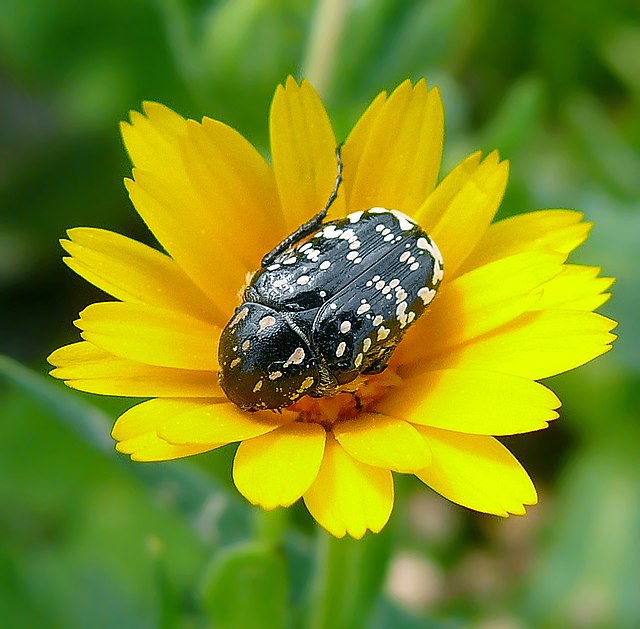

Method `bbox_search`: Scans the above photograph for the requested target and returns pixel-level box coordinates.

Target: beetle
[218,148,444,411]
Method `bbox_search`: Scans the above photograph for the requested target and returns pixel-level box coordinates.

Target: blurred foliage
[1,0,639,626]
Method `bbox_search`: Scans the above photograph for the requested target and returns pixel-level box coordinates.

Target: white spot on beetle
[349,211,364,223]
[363,338,372,352]
[375,224,385,232]
[373,314,384,326]
[354,353,363,368]
[297,275,310,285]
[340,321,351,333]
[267,264,280,271]
[390,209,415,231]
[384,233,394,242]
[375,280,385,290]
[418,287,437,305]
[389,278,400,288]
[357,303,371,315]
[230,358,241,368]
[273,278,287,289]
[231,307,249,327]
[258,315,276,333]
[396,301,407,318]
[268,371,283,380]
[346,251,359,261]
[377,326,390,341]
[320,260,331,270]
[400,251,411,263]
[283,257,297,265]
[299,243,312,252]
[284,347,305,368]
[336,342,346,358]
[242,339,251,352]
[417,237,429,250]
[323,225,343,238]
[410,262,420,271]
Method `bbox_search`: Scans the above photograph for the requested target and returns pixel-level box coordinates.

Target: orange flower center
[289,368,403,428]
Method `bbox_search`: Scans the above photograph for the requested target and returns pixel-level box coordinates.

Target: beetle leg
[261,145,343,267]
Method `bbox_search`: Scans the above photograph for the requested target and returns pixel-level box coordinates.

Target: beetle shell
[218,208,443,410]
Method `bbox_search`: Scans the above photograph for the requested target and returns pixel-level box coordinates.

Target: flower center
[290,367,403,428]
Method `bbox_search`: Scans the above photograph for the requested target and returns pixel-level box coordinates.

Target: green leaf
[198,542,288,629]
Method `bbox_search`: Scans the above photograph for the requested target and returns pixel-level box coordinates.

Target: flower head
[48,78,616,538]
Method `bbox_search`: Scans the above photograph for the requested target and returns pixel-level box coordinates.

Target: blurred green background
[1,0,639,627]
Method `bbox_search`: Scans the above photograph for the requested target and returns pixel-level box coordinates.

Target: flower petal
[415,426,537,516]
[460,209,591,273]
[120,102,187,189]
[396,251,566,367]
[112,398,216,440]
[115,433,216,462]
[531,265,614,312]
[48,342,223,397]
[303,434,394,539]
[125,172,242,321]
[180,117,284,268]
[122,102,268,320]
[75,302,220,371]
[333,413,431,472]
[270,77,344,231]
[415,152,509,278]
[407,310,617,380]
[233,422,326,509]
[61,228,217,323]
[377,369,560,435]
[157,403,295,446]
[343,80,443,215]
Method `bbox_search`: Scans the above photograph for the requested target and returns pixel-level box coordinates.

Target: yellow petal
[157,403,295,445]
[61,228,217,323]
[532,264,614,312]
[415,426,537,516]
[75,302,220,371]
[303,434,394,539]
[397,251,566,366]
[269,77,344,231]
[333,413,431,472]
[125,172,242,320]
[406,310,617,380]
[122,103,272,319]
[344,80,444,215]
[112,398,216,440]
[180,117,284,268]
[460,209,591,273]
[48,342,223,397]
[415,152,509,278]
[120,102,188,189]
[233,422,326,509]
[116,432,216,462]
[377,369,559,435]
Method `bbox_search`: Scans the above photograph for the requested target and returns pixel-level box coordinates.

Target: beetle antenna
[262,145,343,267]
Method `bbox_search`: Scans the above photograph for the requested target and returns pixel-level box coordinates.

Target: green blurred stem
[302,0,348,98]
[254,507,289,547]
[306,528,392,629]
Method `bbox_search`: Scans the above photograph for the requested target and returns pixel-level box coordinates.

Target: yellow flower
[48,78,616,538]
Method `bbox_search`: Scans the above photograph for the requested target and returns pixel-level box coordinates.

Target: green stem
[302,0,349,98]
[254,507,289,547]
[306,527,392,629]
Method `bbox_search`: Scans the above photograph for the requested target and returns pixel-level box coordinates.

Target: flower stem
[306,527,393,629]
[301,0,348,99]
[254,507,289,547]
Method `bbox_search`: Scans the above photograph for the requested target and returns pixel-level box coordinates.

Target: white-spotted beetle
[218,148,443,411]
